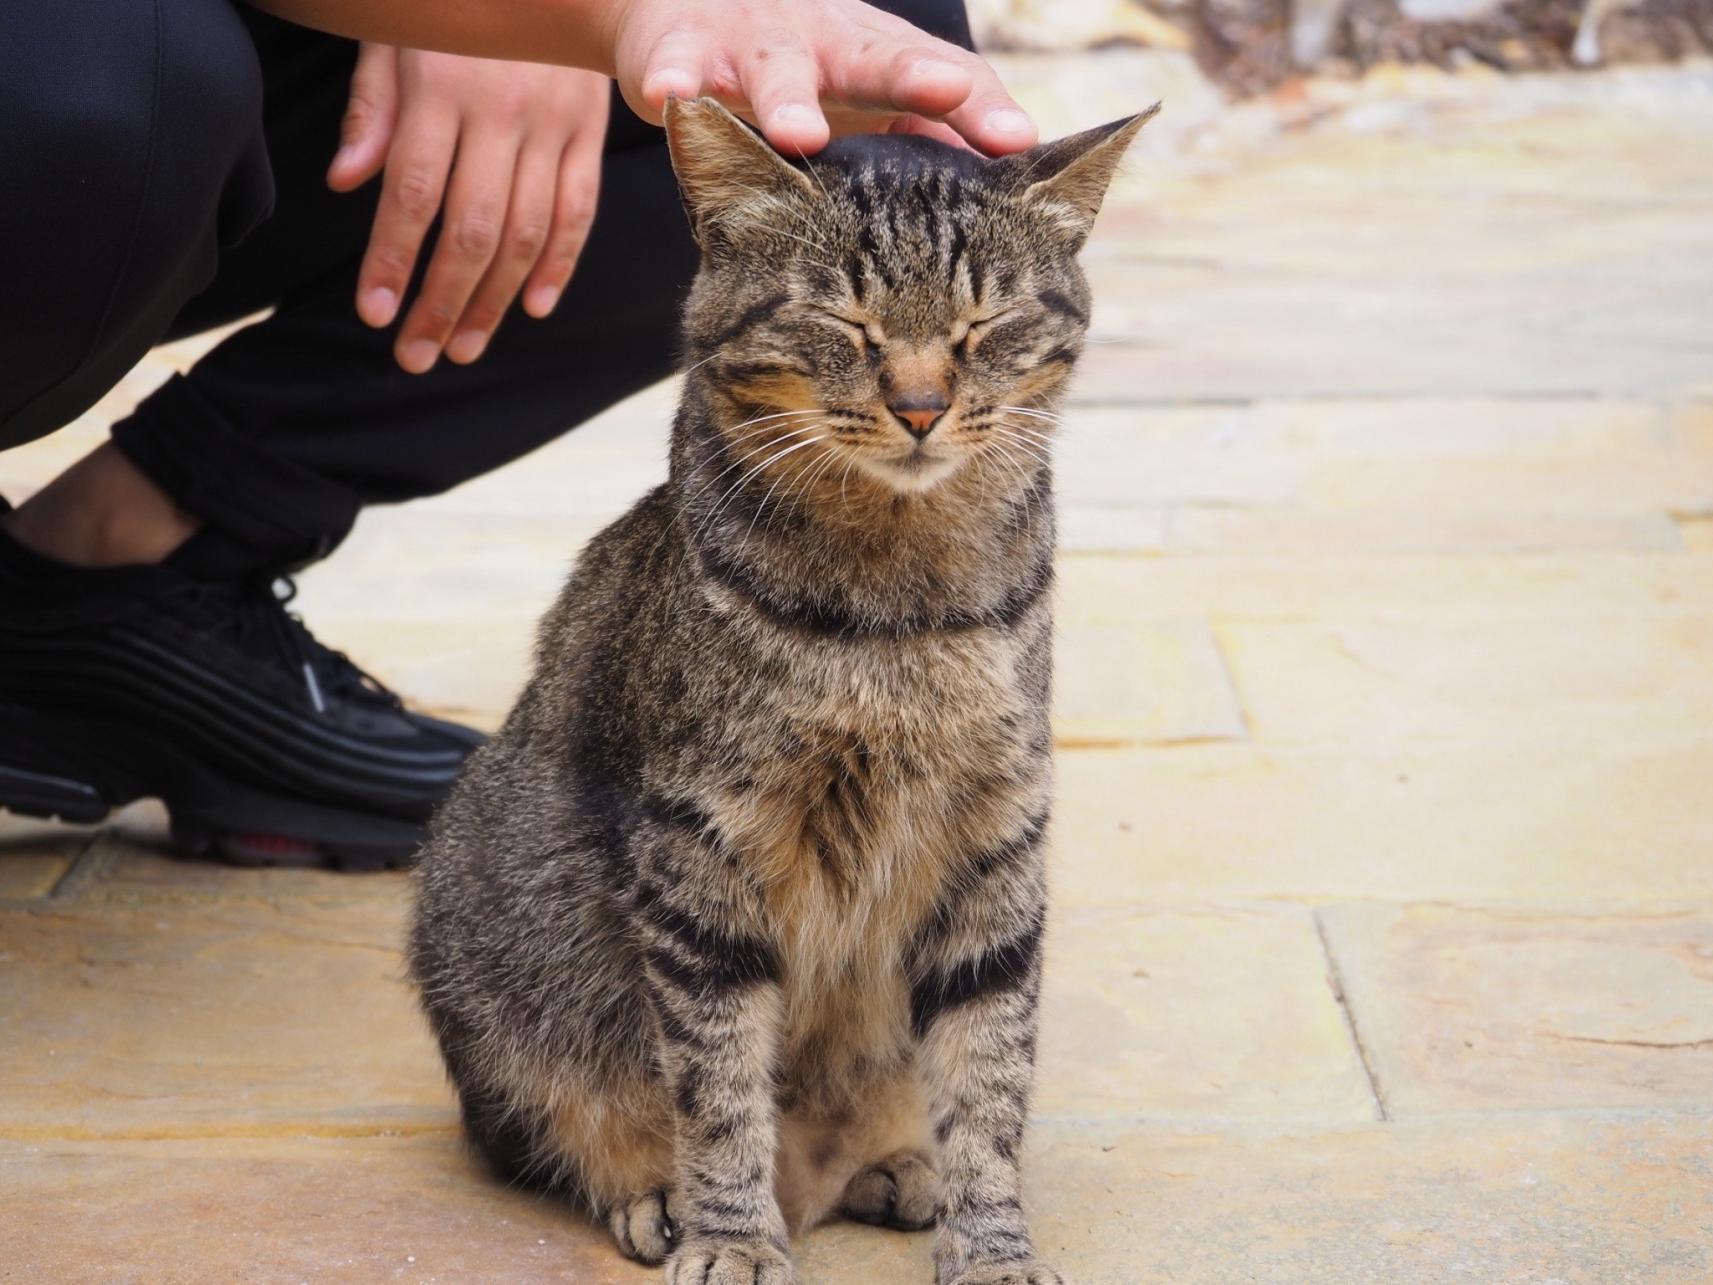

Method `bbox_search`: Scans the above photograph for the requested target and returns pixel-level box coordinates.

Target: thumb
[327,42,400,192]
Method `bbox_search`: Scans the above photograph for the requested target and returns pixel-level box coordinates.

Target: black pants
[0,0,974,572]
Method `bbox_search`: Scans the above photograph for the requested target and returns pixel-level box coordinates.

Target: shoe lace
[171,574,402,714]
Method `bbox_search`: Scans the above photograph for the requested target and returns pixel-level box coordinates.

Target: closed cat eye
[956,310,1020,354]
[818,309,885,354]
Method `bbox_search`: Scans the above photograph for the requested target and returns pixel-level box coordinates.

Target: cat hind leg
[840,1148,941,1231]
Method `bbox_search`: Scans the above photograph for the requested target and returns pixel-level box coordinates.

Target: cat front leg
[637,872,794,1285]
[910,817,1060,1285]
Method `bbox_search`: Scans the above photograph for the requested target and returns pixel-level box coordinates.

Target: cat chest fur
[712,625,1049,1018]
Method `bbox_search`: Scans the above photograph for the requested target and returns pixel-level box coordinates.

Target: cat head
[666,97,1154,497]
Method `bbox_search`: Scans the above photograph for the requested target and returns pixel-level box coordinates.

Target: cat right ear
[1008,103,1160,245]
[664,96,817,245]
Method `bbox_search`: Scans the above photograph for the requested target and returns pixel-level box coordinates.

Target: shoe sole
[0,703,426,871]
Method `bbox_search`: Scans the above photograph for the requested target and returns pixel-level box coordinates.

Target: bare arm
[247,0,1037,155]
[246,0,614,70]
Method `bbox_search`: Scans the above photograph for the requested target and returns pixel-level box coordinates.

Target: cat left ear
[1010,103,1161,243]
[664,96,818,245]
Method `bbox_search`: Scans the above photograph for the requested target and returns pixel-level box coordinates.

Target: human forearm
[244,0,617,71]
[246,0,1036,155]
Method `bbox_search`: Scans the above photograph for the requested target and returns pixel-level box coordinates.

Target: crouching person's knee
[0,0,272,446]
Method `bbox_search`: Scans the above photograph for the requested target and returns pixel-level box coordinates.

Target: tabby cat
[409,95,1152,1285]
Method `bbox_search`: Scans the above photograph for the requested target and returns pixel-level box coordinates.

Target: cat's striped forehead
[801,140,1035,318]
[831,159,999,305]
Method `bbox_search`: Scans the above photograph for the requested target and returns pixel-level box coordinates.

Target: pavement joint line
[1205,621,1253,743]
[44,829,111,900]
[1313,905,1390,1123]
[46,829,130,897]
[1054,735,1246,751]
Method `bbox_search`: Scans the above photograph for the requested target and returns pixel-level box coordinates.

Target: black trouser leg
[0,0,274,449]
[4,1,977,573]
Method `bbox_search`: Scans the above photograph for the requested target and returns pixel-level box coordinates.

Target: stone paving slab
[1053,737,1713,903]
[0,897,449,1139]
[6,1112,1709,1284]
[1674,403,1713,453]
[1320,903,1713,1117]
[1052,618,1246,746]
[1302,451,1713,516]
[1165,506,1686,554]
[1037,902,1376,1122]
[1247,397,1677,457]
[1056,551,1713,619]
[1218,614,1713,742]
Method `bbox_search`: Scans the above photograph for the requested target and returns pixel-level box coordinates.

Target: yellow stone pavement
[4,54,1712,1284]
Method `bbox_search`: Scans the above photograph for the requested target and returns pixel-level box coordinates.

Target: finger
[445,143,557,363]
[738,28,828,155]
[634,27,710,120]
[829,38,1035,155]
[327,43,399,192]
[395,126,517,373]
[523,128,603,319]
[931,55,1038,156]
[880,115,969,150]
[354,103,456,329]
[825,36,972,122]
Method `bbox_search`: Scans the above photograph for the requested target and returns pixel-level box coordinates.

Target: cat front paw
[667,1238,796,1285]
[945,1262,1068,1285]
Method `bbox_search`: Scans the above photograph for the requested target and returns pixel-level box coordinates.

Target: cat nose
[888,395,949,440]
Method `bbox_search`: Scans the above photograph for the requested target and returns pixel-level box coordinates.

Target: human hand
[605,0,1038,157]
[327,44,610,373]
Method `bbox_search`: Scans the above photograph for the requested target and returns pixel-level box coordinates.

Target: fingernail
[986,108,1033,137]
[526,286,562,317]
[447,330,489,364]
[771,103,817,127]
[910,57,960,79]
[399,339,439,373]
[361,287,397,326]
[647,69,698,102]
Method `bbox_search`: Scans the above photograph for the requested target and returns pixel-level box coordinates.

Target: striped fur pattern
[409,97,1151,1285]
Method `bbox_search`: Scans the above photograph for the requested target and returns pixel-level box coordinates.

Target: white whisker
[987,427,1053,469]
[766,441,844,538]
[983,441,1036,524]
[998,404,1065,425]
[681,422,826,509]
[994,422,1056,454]
[699,435,826,547]
[839,451,858,508]
[739,436,830,546]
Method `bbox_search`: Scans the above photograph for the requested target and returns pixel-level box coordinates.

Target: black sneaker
[0,522,482,870]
